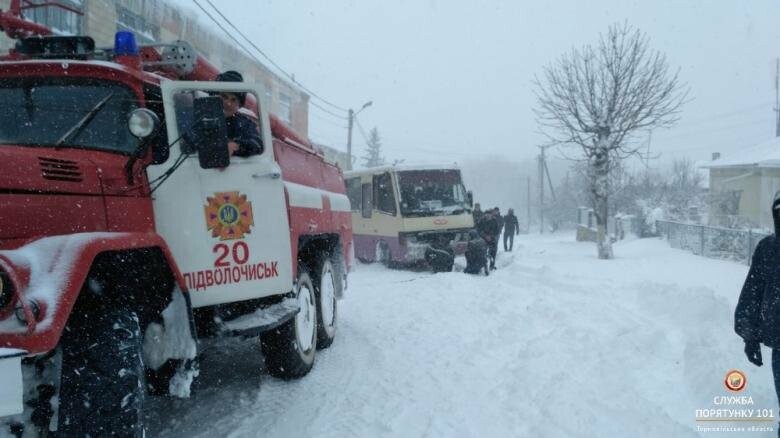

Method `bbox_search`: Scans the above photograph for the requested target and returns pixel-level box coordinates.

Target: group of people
[464,203,520,275]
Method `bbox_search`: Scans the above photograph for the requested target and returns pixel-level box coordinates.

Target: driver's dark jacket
[736,235,780,348]
[226,113,263,157]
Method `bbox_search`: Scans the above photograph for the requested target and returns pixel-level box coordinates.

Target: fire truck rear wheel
[58,306,146,436]
[315,258,339,349]
[261,269,317,379]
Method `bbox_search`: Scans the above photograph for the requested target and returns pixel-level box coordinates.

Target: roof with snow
[704,136,780,169]
[345,163,461,177]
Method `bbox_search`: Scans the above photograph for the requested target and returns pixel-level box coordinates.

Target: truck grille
[39,157,83,182]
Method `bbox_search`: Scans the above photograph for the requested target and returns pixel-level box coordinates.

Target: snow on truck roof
[344,163,461,177]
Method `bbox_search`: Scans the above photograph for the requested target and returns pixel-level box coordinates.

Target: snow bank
[148,234,773,437]
[142,287,198,398]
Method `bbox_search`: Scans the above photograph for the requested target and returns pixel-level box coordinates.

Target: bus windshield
[397,169,469,217]
[0,78,141,154]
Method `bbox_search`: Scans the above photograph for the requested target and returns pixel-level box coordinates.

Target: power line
[191,0,348,124]
[654,117,772,145]
[309,111,349,128]
[309,100,349,120]
[677,101,772,127]
[202,0,349,113]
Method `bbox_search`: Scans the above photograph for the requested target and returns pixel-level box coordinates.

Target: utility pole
[346,101,373,171]
[347,109,354,170]
[538,145,554,234]
[775,57,780,137]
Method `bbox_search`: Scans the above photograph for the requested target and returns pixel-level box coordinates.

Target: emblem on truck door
[204,191,255,240]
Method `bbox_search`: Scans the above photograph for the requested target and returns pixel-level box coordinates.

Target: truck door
[149,81,293,308]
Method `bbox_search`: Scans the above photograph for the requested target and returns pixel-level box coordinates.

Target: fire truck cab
[0,4,352,435]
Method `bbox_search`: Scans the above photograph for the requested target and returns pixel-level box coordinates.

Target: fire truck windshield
[0,78,140,154]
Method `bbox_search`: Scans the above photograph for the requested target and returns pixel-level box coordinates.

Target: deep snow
[147,233,776,437]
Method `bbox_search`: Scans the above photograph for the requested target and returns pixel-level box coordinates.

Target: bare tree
[534,22,688,259]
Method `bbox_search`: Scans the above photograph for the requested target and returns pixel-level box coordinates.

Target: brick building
[0,0,310,136]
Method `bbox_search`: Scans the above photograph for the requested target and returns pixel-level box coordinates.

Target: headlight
[128,108,160,138]
[0,270,14,309]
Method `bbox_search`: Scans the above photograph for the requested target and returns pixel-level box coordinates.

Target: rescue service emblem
[724,369,747,392]
[204,191,254,240]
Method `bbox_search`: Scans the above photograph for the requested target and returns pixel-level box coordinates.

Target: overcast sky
[176,0,780,171]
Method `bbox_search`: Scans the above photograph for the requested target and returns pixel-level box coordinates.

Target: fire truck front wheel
[261,270,317,379]
[315,258,339,349]
[58,306,146,436]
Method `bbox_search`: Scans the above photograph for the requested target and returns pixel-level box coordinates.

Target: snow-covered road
[148,233,777,437]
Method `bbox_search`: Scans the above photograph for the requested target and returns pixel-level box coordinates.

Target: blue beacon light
[114,31,139,56]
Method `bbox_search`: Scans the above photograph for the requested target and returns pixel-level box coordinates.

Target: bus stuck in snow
[345,165,474,272]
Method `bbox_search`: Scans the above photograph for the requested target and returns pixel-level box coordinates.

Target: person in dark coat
[473,203,483,225]
[735,191,780,417]
[503,208,520,251]
[493,206,504,242]
[215,70,263,157]
[464,230,489,275]
[477,208,500,270]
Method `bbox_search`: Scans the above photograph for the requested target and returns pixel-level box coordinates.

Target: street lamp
[347,100,373,170]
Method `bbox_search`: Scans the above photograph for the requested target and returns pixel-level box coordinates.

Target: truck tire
[146,359,180,396]
[315,259,338,349]
[58,307,145,436]
[261,269,317,379]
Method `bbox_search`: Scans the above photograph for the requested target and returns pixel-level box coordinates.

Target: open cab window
[163,82,269,169]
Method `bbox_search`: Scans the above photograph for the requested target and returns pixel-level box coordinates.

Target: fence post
[699,225,705,256]
[747,230,753,265]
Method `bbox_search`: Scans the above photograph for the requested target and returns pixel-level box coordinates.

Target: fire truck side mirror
[192,96,230,169]
[467,191,474,208]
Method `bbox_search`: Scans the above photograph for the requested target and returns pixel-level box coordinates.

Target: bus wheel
[261,268,317,379]
[376,241,391,267]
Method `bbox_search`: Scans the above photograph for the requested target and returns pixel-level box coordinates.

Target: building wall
[709,167,762,228]
[0,0,310,137]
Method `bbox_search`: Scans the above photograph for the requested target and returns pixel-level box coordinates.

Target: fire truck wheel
[261,270,317,379]
[146,359,180,396]
[315,259,338,349]
[59,307,145,436]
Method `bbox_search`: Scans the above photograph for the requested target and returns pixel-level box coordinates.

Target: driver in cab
[215,70,263,157]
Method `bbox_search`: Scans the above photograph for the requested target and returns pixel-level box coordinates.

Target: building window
[278,92,292,125]
[26,0,83,35]
[116,5,159,44]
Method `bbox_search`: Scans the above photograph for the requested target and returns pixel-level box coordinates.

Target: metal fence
[655,220,771,265]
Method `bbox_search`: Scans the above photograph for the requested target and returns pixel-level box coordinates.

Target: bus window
[361,182,373,218]
[346,177,362,212]
[373,172,397,216]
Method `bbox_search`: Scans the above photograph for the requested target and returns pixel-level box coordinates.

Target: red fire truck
[0,1,353,435]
